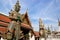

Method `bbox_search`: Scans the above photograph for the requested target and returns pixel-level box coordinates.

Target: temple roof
[21,23,31,30]
[0,21,8,27]
[0,13,32,33]
[0,27,7,33]
[34,31,39,37]
[0,13,11,23]
[21,11,32,27]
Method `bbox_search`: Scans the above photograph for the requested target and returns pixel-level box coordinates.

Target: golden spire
[39,18,45,38]
[58,18,60,26]
[39,18,43,28]
[39,18,42,24]
[48,26,50,32]
[14,0,21,12]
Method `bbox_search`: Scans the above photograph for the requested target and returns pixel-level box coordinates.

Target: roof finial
[14,0,21,12]
[58,18,60,26]
[39,18,44,28]
[39,18,43,25]
[25,8,28,14]
[26,8,28,12]
[48,26,50,32]
[26,8,28,11]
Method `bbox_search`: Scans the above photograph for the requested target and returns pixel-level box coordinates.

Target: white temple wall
[29,32,35,40]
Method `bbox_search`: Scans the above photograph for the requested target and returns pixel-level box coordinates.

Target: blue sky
[0,0,60,31]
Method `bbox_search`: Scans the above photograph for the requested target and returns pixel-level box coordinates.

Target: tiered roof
[34,31,39,37]
[0,13,32,33]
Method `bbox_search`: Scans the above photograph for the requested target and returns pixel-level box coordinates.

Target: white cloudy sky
[0,0,60,31]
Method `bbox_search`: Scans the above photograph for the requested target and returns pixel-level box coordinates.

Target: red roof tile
[0,21,8,27]
[34,32,39,37]
[0,27,7,33]
[21,23,31,30]
[0,14,31,30]
[0,14,11,23]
